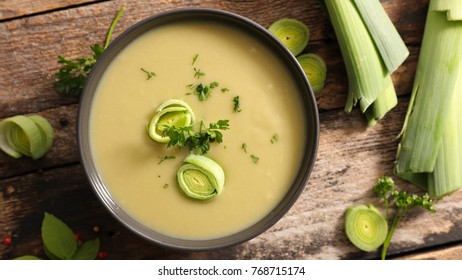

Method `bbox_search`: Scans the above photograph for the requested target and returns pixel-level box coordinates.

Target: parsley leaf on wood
[54,7,124,97]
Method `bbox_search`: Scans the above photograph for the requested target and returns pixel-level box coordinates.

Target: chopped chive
[162,183,169,189]
[192,54,199,65]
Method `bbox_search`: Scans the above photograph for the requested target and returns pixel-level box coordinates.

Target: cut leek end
[0,115,54,160]
[148,99,195,143]
[364,81,397,126]
[345,204,388,252]
[177,154,225,201]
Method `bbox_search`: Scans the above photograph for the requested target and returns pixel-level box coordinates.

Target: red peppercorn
[98,251,108,259]
[2,236,12,246]
[74,233,80,240]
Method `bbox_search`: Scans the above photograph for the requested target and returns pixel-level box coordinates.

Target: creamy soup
[90,20,307,239]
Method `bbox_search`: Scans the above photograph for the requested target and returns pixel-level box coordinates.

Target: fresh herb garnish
[188,82,220,101]
[232,96,242,113]
[15,213,100,260]
[221,87,230,93]
[250,155,259,164]
[271,134,279,143]
[55,7,124,96]
[242,143,247,153]
[163,183,169,189]
[157,155,176,164]
[162,119,230,154]
[140,68,156,80]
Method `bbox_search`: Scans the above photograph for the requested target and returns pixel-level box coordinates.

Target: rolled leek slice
[297,53,327,95]
[177,154,225,201]
[269,18,309,56]
[148,99,195,143]
[0,115,54,159]
[344,204,388,252]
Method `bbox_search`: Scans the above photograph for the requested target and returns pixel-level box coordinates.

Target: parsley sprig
[372,176,435,259]
[162,119,229,154]
[55,7,125,96]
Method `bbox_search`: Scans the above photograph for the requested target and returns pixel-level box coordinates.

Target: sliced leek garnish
[148,99,195,143]
[297,53,327,95]
[0,115,54,159]
[269,18,309,56]
[177,154,225,201]
[344,204,388,252]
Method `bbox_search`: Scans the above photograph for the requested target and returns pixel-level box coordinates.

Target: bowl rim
[78,7,320,251]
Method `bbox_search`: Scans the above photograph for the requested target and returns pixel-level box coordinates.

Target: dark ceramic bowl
[78,8,319,250]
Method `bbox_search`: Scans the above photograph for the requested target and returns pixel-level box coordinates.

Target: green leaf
[41,213,77,260]
[71,238,100,260]
[14,255,42,260]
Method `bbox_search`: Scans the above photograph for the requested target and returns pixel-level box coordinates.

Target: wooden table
[1,0,461,260]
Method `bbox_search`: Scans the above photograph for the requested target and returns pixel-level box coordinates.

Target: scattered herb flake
[140,68,156,80]
[163,184,169,189]
[157,155,176,164]
[242,143,247,153]
[192,54,199,65]
[250,155,259,164]
[221,87,229,93]
[233,95,242,113]
[193,67,205,79]
[271,134,279,143]
[210,81,219,89]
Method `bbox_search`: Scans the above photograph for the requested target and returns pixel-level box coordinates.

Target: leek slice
[345,204,388,252]
[148,99,195,143]
[176,154,225,201]
[297,53,327,95]
[0,115,54,159]
[268,18,309,56]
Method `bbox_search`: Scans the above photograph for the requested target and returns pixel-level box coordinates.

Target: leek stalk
[323,0,408,125]
[395,0,462,197]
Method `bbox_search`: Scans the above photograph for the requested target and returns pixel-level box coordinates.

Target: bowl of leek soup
[79,8,319,250]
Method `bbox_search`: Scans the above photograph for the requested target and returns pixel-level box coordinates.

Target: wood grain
[0,0,100,20]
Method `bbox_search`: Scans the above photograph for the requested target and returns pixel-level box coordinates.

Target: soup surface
[90,20,307,239]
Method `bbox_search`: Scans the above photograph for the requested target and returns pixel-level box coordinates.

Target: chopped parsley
[233,96,242,113]
[250,155,259,164]
[271,134,279,144]
[140,68,156,80]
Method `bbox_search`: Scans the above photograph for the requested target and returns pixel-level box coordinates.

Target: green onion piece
[344,204,388,252]
[395,3,462,196]
[296,53,327,96]
[0,115,54,159]
[148,99,195,143]
[176,154,225,201]
[268,18,309,56]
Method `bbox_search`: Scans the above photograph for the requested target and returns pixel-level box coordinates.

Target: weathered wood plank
[2,96,462,259]
[0,0,100,21]
[395,244,462,260]
[0,0,428,119]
